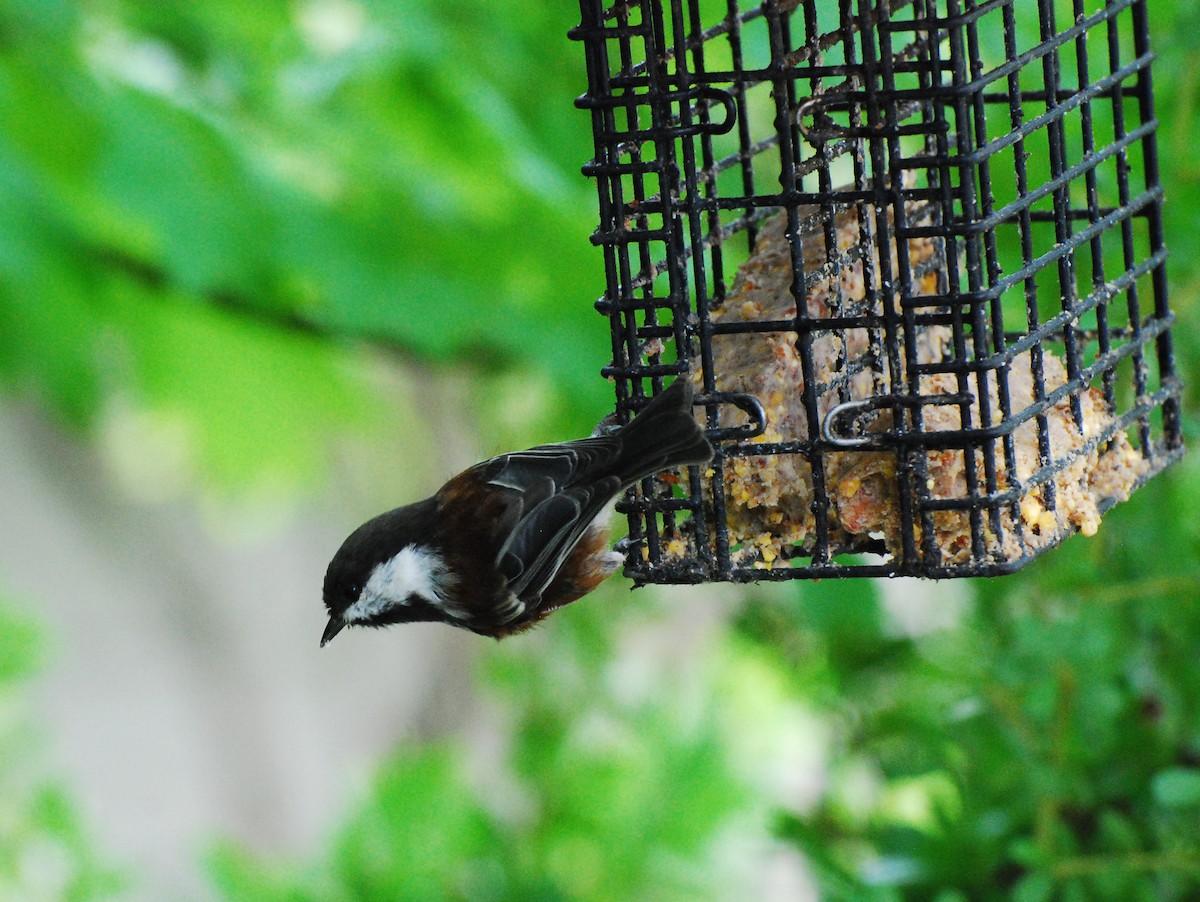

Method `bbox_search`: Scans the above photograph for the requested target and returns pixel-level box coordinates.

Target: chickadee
[320,379,713,644]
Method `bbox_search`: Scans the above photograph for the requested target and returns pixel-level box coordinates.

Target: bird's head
[320,501,449,646]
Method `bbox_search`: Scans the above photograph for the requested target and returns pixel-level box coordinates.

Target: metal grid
[571,0,1183,582]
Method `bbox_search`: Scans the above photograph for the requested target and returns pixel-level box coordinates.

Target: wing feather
[504,476,621,601]
[468,400,694,609]
[480,438,625,597]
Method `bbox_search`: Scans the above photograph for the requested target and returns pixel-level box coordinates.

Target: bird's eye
[348,582,362,598]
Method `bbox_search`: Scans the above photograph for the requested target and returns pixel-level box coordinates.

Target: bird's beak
[320,616,346,647]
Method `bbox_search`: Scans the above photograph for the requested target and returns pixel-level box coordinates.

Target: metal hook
[796,94,848,145]
[823,391,977,448]
[692,86,738,136]
[822,397,881,448]
[697,391,767,442]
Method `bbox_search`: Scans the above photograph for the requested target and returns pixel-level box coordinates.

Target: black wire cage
[572,0,1183,582]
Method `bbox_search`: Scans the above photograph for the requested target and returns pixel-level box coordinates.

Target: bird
[319,378,713,644]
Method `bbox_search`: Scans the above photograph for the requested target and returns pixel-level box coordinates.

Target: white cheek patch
[343,545,451,623]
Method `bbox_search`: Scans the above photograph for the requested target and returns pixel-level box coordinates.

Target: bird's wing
[502,475,622,602]
[480,438,620,496]
[479,439,623,602]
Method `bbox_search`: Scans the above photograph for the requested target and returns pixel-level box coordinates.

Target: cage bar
[572,0,1182,583]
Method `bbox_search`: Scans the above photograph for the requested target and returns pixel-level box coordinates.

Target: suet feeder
[572,0,1183,582]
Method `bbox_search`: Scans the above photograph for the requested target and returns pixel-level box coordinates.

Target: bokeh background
[1,1,1199,900]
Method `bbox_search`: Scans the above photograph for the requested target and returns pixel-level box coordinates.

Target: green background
[1,1,1198,900]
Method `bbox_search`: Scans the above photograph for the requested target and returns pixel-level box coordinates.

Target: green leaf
[0,601,42,683]
[1152,769,1200,809]
[1012,871,1054,902]
[333,747,502,900]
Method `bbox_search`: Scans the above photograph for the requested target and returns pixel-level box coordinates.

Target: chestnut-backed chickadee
[320,379,713,644]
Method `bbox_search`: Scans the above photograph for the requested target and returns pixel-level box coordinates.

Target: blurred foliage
[209,591,775,901]
[744,489,1200,901]
[2,0,1199,900]
[0,0,608,500]
[0,600,124,901]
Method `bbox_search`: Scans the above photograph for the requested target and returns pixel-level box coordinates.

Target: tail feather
[614,379,713,486]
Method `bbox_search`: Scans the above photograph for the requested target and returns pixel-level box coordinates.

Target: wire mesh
[571,0,1183,582]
